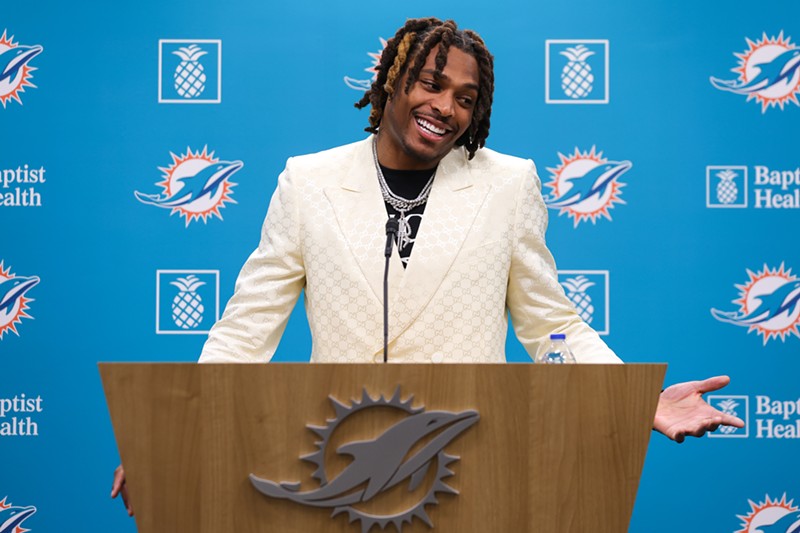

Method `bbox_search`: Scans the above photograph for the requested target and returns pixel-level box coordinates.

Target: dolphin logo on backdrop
[0,30,43,108]
[134,146,242,226]
[735,493,800,533]
[0,496,36,533]
[711,263,800,344]
[250,388,479,533]
[544,146,631,226]
[344,38,386,91]
[0,262,39,340]
[710,31,800,112]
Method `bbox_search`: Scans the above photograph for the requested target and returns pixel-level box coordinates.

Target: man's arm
[199,161,306,363]
[504,161,744,441]
[506,160,621,363]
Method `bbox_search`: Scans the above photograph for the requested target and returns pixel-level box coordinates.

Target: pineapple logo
[172,44,207,99]
[558,270,609,334]
[170,275,206,329]
[560,45,595,99]
[711,263,800,345]
[546,40,609,104]
[716,169,740,204]
[0,262,40,340]
[735,494,800,533]
[716,399,740,435]
[156,270,219,335]
[707,395,749,438]
[344,37,387,91]
[159,39,221,104]
[710,31,800,113]
[544,146,631,227]
[706,165,747,208]
[561,275,595,324]
[0,30,43,108]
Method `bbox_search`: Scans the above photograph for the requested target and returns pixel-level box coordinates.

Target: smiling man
[112,17,743,514]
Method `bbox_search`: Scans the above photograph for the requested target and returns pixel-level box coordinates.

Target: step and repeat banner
[2,1,798,531]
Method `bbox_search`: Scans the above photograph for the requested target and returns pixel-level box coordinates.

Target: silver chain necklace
[372,136,436,252]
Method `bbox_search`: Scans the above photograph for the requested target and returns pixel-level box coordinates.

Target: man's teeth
[416,118,446,135]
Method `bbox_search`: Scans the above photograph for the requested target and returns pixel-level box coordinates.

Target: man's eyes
[419,79,477,106]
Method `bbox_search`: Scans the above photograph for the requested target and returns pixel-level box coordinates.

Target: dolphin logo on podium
[250,388,479,533]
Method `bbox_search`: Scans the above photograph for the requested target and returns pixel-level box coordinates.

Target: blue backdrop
[2,1,799,531]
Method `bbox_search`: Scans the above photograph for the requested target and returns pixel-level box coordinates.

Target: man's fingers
[111,466,135,516]
[721,414,745,428]
[698,375,731,394]
[111,466,125,498]
[122,486,134,516]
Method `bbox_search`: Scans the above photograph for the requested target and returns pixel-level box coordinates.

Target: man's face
[377,46,480,170]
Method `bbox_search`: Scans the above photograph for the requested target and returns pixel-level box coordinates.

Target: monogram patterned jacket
[198,137,621,364]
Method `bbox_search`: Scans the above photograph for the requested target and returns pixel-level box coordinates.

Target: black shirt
[379,164,436,268]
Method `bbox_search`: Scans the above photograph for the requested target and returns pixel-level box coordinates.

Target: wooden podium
[100,363,665,533]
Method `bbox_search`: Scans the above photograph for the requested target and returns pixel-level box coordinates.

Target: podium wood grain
[100,363,665,533]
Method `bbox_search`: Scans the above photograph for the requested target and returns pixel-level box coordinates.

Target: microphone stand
[383,216,399,363]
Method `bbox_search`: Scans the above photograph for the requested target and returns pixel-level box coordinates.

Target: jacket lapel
[387,148,491,345]
[323,138,404,307]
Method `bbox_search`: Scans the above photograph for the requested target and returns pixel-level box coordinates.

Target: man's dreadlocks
[354,18,494,160]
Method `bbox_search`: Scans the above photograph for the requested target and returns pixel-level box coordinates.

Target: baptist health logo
[159,40,221,103]
[709,394,800,440]
[0,30,43,108]
[0,496,37,532]
[707,165,800,209]
[558,271,609,334]
[711,263,800,344]
[1,165,47,207]
[344,38,386,91]
[1,393,43,437]
[735,494,800,533]
[544,147,631,226]
[546,40,609,104]
[0,262,39,340]
[156,270,219,334]
[710,31,800,112]
[134,146,242,226]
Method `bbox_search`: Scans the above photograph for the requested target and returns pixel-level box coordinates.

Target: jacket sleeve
[506,160,622,364]
[198,161,306,363]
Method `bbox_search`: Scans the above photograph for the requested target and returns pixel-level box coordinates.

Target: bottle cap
[550,333,566,340]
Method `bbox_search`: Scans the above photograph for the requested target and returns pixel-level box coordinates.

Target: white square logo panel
[546,40,609,104]
[156,270,220,334]
[159,39,222,104]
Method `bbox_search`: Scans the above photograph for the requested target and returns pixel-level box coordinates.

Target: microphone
[383,216,399,363]
[385,216,399,257]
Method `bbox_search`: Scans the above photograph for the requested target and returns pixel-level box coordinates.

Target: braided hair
[355,18,494,160]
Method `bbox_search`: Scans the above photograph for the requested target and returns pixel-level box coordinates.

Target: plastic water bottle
[535,334,577,364]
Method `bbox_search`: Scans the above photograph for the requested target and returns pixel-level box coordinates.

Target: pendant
[397,210,412,251]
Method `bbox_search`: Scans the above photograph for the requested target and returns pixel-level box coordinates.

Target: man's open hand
[653,375,745,443]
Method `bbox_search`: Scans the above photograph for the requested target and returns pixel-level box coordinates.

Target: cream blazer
[198,137,621,364]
